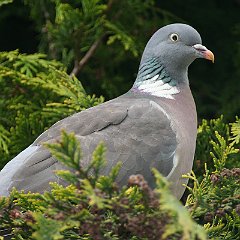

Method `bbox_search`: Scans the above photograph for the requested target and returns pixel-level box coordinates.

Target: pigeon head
[133,23,214,98]
[144,23,214,66]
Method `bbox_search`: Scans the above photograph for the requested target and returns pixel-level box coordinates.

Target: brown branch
[107,0,114,10]
[70,0,117,77]
[70,36,104,77]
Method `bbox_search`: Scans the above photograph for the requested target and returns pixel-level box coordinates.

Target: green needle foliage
[0,124,9,155]
[0,131,207,240]
[0,50,103,169]
[194,116,240,177]
[185,125,240,240]
[0,122,239,239]
[0,0,12,7]
[230,117,240,145]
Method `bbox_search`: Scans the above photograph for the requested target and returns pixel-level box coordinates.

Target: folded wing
[0,96,177,195]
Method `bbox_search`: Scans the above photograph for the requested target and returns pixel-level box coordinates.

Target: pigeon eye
[170,33,179,42]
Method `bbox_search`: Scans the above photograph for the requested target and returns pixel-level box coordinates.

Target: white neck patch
[137,74,180,99]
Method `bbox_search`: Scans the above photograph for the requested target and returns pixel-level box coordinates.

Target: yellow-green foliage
[0,50,103,169]
[0,124,239,239]
[194,116,240,176]
[185,128,240,239]
[0,131,206,240]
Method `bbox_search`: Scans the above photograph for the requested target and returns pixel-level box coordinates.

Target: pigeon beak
[193,44,214,63]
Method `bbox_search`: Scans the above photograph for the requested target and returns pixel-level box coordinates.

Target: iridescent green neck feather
[132,58,180,99]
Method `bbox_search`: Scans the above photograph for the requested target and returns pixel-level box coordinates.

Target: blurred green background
[0,0,239,120]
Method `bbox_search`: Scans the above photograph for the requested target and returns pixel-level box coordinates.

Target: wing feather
[0,96,177,195]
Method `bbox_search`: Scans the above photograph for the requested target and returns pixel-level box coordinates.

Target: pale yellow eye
[170,33,179,42]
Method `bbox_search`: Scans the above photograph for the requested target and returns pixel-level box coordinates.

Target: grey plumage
[0,23,214,199]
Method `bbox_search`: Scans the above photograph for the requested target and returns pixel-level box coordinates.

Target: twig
[70,0,117,77]
[70,0,119,76]
[70,35,104,77]
[107,0,114,10]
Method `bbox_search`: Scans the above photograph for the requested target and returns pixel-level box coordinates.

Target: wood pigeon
[0,23,214,199]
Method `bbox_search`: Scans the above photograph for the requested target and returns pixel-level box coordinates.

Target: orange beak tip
[204,50,215,63]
